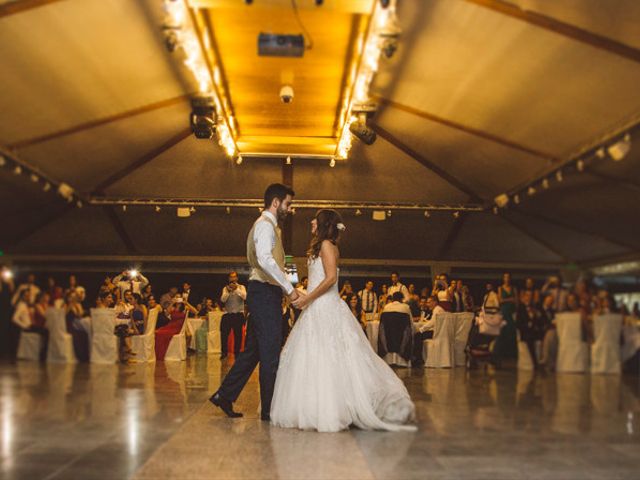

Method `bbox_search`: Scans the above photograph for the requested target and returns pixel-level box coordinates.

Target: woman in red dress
[155,300,196,360]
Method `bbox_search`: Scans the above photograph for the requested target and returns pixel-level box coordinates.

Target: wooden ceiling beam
[0,0,65,18]
[9,94,190,150]
[372,124,484,203]
[464,0,640,64]
[374,96,558,162]
[437,212,469,259]
[92,127,192,194]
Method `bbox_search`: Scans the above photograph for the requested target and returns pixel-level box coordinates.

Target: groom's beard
[276,207,289,223]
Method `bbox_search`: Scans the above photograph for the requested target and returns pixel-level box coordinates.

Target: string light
[595,147,606,159]
[43,182,51,192]
[555,170,563,182]
[13,165,21,175]
[527,186,536,196]
[541,178,550,189]
[576,159,585,172]
[29,173,38,182]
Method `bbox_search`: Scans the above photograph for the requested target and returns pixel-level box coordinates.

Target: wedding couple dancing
[210,183,416,432]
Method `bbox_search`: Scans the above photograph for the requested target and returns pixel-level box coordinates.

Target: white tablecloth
[186,317,206,350]
[366,320,428,354]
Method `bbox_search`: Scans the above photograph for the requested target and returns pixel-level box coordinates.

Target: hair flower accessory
[336,222,346,231]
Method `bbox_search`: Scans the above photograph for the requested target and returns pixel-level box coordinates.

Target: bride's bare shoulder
[319,240,340,259]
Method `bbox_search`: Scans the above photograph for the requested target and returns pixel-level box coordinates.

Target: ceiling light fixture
[286,156,292,165]
[329,158,336,168]
[576,159,585,172]
[527,186,536,196]
[607,133,631,161]
[236,155,243,165]
[555,170,563,182]
[13,165,21,175]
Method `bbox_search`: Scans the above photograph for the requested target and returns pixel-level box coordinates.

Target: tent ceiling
[2,0,639,269]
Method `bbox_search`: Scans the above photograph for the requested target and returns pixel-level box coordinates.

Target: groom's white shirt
[253,211,294,295]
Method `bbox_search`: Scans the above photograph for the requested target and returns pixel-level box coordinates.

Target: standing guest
[407,284,420,318]
[220,271,247,359]
[541,275,567,312]
[516,290,543,369]
[377,284,389,315]
[496,273,518,360]
[11,273,40,307]
[142,284,153,304]
[520,277,540,306]
[339,280,353,301]
[451,279,463,312]
[12,289,33,331]
[46,277,57,299]
[358,281,378,323]
[0,270,16,359]
[181,282,193,303]
[96,291,115,309]
[539,294,557,370]
[67,275,86,306]
[51,287,65,308]
[566,292,592,343]
[345,293,365,330]
[433,274,451,311]
[113,270,150,297]
[114,289,135,322]
[461,285,474,312]
[65,292,89,362]
[388,272,409,302]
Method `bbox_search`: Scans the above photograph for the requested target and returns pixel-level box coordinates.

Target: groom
[210,183,303,421]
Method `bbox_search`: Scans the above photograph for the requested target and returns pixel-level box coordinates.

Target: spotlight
[122,205,127,212]
[492,206,499,215]
[576,159,585,172]
[0,155,5,166]
[190,95,216,139]
[76,200,83,208]
[236,155,243,165]
[155,206,161,212]
[494,193,509,208]
[13,165,21,175]
[453,211,460,218]
[177,207,191,218]
[542,178,550,189]
[527,186,536,196]
[607,133,631,161]
[387,209,392,217]
[43,182,51,192]
[1,268,13,281]
[190,206,196,213]
[30,173,39,182]
[555,170,563,182]
[424,210,430,218]
[329,158,336,168]
[286,156,292,165]
[595,147,606,159]
[355,209,362,216]
[226,206,231,214]
[57,183,74,200]
[349,114,376,145]
[514,194,520,204]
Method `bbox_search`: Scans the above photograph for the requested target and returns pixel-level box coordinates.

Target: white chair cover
[424,312,455,368]
[17,332,42,361]
[165,314,188,362]
[207,311,223,355]
[591,313,623,374]
[517,330,534,371]
[453,312,474,367]
[556,312,589,373]
[45,308,76,364]
[90,308,118,364]
[131,308,159,362]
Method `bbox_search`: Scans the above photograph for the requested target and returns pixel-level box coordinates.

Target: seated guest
[345,293,365,330]
[160,287,179,310]
[461,284,474,312]
[65,292,89,362]
[155,300,197,360]
[95,291,114,309]
[130,293,147,335]
[13,290,49,361]
[378,292,413,365]
[142,284,153,304]
[114,289,134,320]
[415,296,430,322]
[412,295,444,364]
[482,283,500,313]
[516,290,544,369]
[198,297,216,317]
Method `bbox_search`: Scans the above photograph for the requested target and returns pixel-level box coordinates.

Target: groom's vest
[247,214,286,286]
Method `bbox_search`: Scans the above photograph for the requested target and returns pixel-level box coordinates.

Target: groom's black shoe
[261,414,270,422]
[210,393,243,418]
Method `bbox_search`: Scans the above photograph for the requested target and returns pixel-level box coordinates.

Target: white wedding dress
[270,256,416,432]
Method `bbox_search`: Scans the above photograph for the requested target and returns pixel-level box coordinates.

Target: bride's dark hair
[307,209,344,259]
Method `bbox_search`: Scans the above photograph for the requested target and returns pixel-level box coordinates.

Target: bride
[270,209,416,432]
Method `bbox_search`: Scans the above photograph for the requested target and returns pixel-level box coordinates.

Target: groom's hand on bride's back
[288,289,299,302]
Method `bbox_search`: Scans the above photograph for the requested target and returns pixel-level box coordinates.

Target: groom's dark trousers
[217,281,283,417]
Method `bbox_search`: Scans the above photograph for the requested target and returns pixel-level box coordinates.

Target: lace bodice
[307,256,339,296]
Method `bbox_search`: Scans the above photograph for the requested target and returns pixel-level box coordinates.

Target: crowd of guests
[1,268,636,369]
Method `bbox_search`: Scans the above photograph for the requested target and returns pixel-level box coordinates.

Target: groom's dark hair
[264,183,295,208]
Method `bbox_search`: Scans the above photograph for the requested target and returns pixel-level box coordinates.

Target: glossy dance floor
[1,358,639,480]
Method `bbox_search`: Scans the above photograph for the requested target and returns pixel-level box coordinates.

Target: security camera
[280,85,294,104]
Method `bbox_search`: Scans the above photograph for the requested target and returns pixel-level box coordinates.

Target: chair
[164,313,188,362]
[207,311,223,356]
[424,313,455,368]
[46,307,76,364]
[556,312,589,373]
[378,311,413,367]
[90,308,118,364]
[17,331,42,361]
[453,312,474,367]
[591,313,623,374]
[131,308,159,362]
